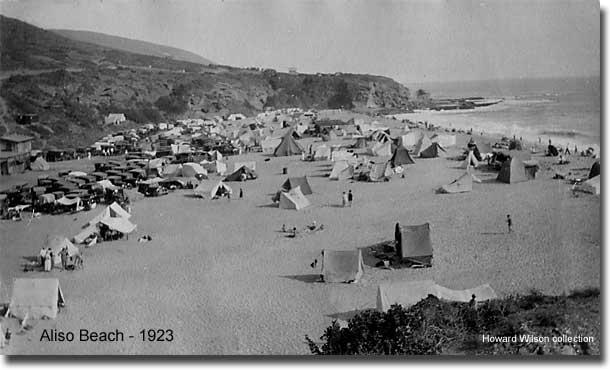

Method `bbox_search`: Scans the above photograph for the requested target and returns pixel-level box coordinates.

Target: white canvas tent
[368,141,392,157]
[278,186,310,210]
[459,151,480,169]
[7,278,65,320]
[194,181,233,199]
[261,136,282,154]
[313,145,331,160]
[329,161,354,181]
[44,235,81,267]
[321,250,365,283]
[88,202,131,226]
[431,134,457,148]
[574,175,600,195]
[233,161,256,171]
[181,162,207,178]
[376,280,497,312]
[439,172,481,194]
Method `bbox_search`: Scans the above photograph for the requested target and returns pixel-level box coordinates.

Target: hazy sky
[0,0,600,83]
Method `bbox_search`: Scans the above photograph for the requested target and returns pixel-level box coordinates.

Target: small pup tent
[224,165,258,182]
[329,161,354,181]
[278,186,310,210]
[8,278,65,320]
[419,142,447,158]
[100,217,137,234]
[364,161,393,182]
[376,280,497,312]
[459,151,480,169]
[574,175,600,195]
[439,172,481,194]
[194,181,233,199]
[321,250,365,283]
[390,145,415,167]
[88,202,131,226]
[31,157,50,171]
[395,223,433,266]
[274,131,304,156]
[497,157,530,184]
[233,161,256,171]
[281,176,313,195]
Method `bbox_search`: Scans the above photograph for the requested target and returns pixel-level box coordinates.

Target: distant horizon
[0,0,599,84]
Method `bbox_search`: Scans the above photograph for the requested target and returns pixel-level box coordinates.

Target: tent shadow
[358,241,394,268]
[325,204,346,208]
[183,193,201,198]
[257,203,278,208]
[480,232,506,235]
[281,274,322,283]
[481,178,500,184]
[309,173,329,178]
[327,309,367,321]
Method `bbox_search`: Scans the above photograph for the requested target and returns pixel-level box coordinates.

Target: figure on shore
[342,191,347,207]
[60,247,69,271]
[239,188,243,199]
[506,215,513,233]
[348,190,353,207]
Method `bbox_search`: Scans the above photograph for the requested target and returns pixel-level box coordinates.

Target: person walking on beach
[348,190,353,207]
[506,215,513,233]
[239,188,243,199]
[342,191,347,207]
[44,248,52,272]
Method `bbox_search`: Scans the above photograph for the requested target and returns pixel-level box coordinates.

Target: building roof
[0,134,34,143]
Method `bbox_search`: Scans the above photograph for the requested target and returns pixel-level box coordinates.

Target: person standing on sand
[44,248,52,272]
[239,188,243,199]
[60,247,68,271]
[348,190,353,207]
[342,192,347,207]
[506,215,513,233]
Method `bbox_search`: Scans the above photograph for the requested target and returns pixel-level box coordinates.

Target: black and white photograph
[0,0,602,357]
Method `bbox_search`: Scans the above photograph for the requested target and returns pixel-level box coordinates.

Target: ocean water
[398,77,600,149]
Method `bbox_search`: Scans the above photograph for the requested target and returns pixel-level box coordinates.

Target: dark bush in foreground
[306,289,600,356]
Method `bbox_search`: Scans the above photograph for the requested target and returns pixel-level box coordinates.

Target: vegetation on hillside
[305,289,600,356]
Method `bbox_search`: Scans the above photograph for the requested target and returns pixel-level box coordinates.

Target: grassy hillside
[0,15,414,149]
[52,29,214,66]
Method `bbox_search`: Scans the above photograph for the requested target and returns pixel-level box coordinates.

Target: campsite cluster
[0,108,601,353]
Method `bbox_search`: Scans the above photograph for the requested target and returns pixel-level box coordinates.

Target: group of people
[341,190,354,207]
[38,246,70,272]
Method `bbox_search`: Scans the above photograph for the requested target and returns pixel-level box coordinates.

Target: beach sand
[0,121,600,355]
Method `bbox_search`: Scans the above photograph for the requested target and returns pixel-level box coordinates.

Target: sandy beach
[0,119,600,355]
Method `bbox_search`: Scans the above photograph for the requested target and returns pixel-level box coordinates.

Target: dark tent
[467,143,483,161]
[350,137,368,149]
[273,131,305,157]
[509,140,523,150]
[281,176,313,195]
[547,145,559,157]
[395,223,433,266]
[224,165,258,182]
[589,160,600,179]
[497,157,530,183]
[419,142,447,158]
[390,145,415,167]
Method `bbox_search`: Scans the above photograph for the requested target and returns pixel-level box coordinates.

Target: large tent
[497,157,530,184]
[390,145,415,167]
[395,223,433,266]
[88,202,131,226]
[8,278,65,320]
[274,131,304,156]
[331,150,357,163]
[321,250,365,283]
[100,217,137,234]
[224,165,258,182]
[329,161,354,180]
[419,142,447,158]
[364,161,393,182]
[376,280,497,312]
[200,160,227,176]
[31,157,50,171]
[162,164,183,178]
[194,181,233,199]
[43,235,80,267]
[400,131,422,147]
[439,172,481,194]
[278,186,310,210]
[281,176,313,195]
